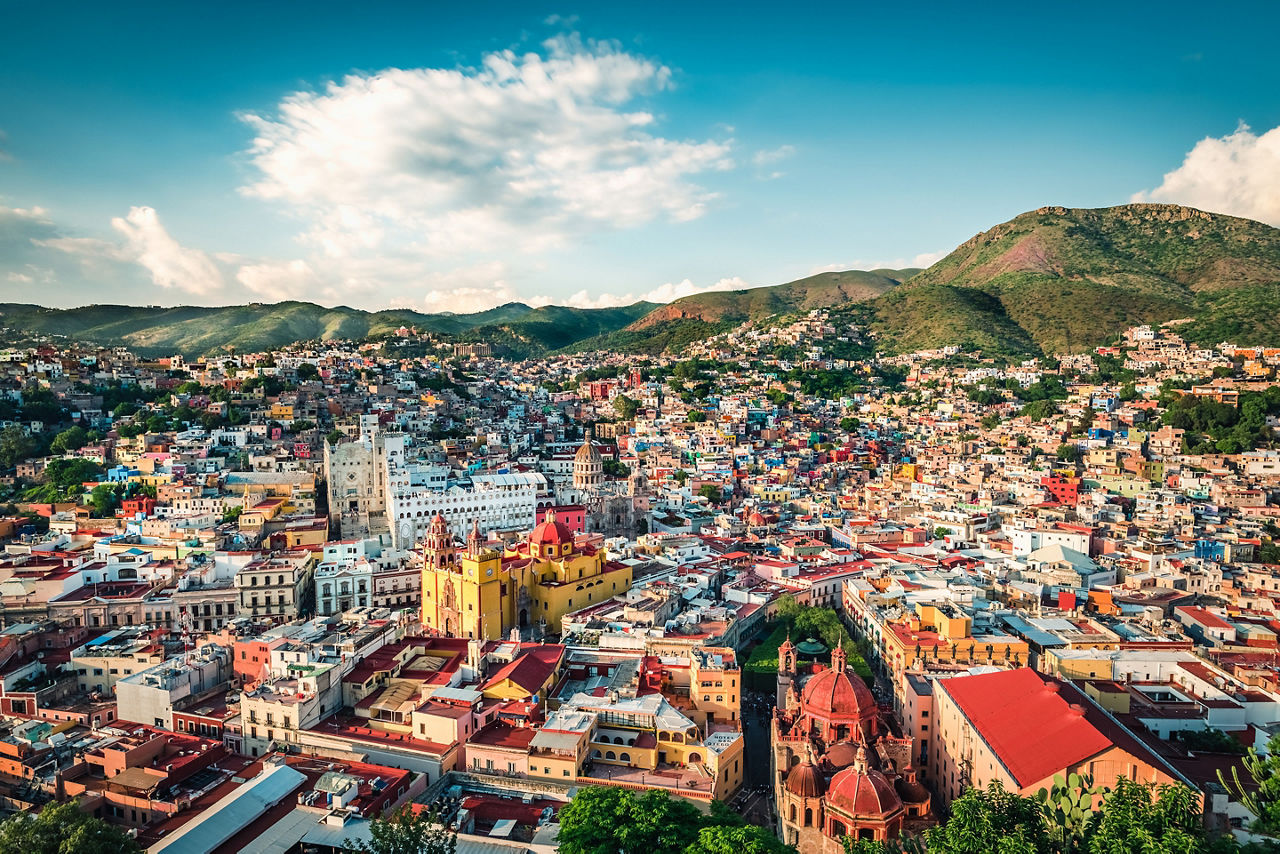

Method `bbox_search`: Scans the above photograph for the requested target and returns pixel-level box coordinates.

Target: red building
[537,504,585,534]
[1040,475,1080,506]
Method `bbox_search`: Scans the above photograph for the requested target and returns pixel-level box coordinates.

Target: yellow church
[420,511,632,639]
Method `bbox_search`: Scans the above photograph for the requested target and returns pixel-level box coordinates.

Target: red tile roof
[940,668,1113,788]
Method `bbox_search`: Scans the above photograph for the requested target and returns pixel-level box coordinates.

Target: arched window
[804,807,813,827]
[619,752,630,763]
[688,752,701,763]
[614,736,624,745]
[790,804,797,822]
[605,750,615,760]
[829,819,846,838]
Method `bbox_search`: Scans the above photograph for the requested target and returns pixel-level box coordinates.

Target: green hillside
[584,203,1280,358]
[0,300,647,358]
[885,203,1280,355]
[629,269,912,330]
[7,204,1279,360]
[572,269,916,354]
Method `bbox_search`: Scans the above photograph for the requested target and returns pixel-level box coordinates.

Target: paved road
[732,691,776,826]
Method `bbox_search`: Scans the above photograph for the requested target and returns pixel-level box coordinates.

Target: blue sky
[2,0,1278,312]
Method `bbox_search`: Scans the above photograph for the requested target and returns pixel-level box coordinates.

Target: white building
[314,538,408,616]
[385,431,546,549]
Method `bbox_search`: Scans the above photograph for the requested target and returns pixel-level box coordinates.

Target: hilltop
[876,203,1280,355]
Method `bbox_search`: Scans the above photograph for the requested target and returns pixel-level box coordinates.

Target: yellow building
[421,511,632,640]
[873,602,1030,676]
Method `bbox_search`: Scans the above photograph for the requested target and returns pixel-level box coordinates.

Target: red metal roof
[940,668,1113,788]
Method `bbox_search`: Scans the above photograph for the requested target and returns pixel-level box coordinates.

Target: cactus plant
[1033,772,1106,853]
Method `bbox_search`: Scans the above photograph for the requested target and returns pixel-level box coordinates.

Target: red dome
[824,741,860,770]
[784,761,825,798]
[530,511,573,548]
[801,668,876,722]
[747,511,768,527]
[827,766,902,820]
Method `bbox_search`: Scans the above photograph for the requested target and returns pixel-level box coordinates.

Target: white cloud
[1133,122,1280,226]
[108,206,224,295]
[236,259,321,300]
[384,261,550,314]
[807,251,944,276]
[238,34,733,266]
[563,275,750,308]
[752,145,795,167]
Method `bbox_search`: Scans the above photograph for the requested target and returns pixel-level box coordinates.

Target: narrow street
[732,689,777,826]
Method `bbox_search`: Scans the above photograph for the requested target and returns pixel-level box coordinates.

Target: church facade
[556,441,649,538]
[420,510,633,640]
[771,639,931,852]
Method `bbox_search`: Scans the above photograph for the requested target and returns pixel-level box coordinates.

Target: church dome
[801,667,876,722]
[746,510,768,527]
[895,773,931,807]
[824,741,860,771]
[827,764,902,820]
[530,511,573,549]
[784,760,825,798]
[575,442,603,463]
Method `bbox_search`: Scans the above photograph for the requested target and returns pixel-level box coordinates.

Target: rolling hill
[7,203,1279,361]
[879,203,1280,355]
[0,300,652,358]
[569,269,917,355]
[579,203,1280,358]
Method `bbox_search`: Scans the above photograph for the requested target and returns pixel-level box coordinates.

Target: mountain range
[5,203,1279,360]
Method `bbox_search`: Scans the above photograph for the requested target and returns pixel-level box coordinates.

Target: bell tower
[777,632,797,710]
[423,513,455,570]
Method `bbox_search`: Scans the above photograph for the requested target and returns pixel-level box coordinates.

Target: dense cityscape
[0,309,1273,852]
[5,2,1280,851]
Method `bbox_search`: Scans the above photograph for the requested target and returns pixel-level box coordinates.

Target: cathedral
[559,441,649,537]
[420,510,633,640]
[771,639,930,851]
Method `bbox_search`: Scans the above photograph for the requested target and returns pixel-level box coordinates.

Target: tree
[613,395,640,420]
[1221,731,1280,836]
[687,411,708,423]
[933,526,951,540]
[684,825,794,854]
[1020,400,1058,421]
[0,426,36,468]
[558,787,704,854]
[49,426,88,454]
[344,806,456,854]
[1056,444,1082,463]
[0,799,142,853]
[43,458,103,492]
[674,469,688,486]
[88,484,121,518]
[698,484,722,504]
[840,416,860,433]
[1085,778,1222,854]
[923,782,1051,854]
[296,363,321,382]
